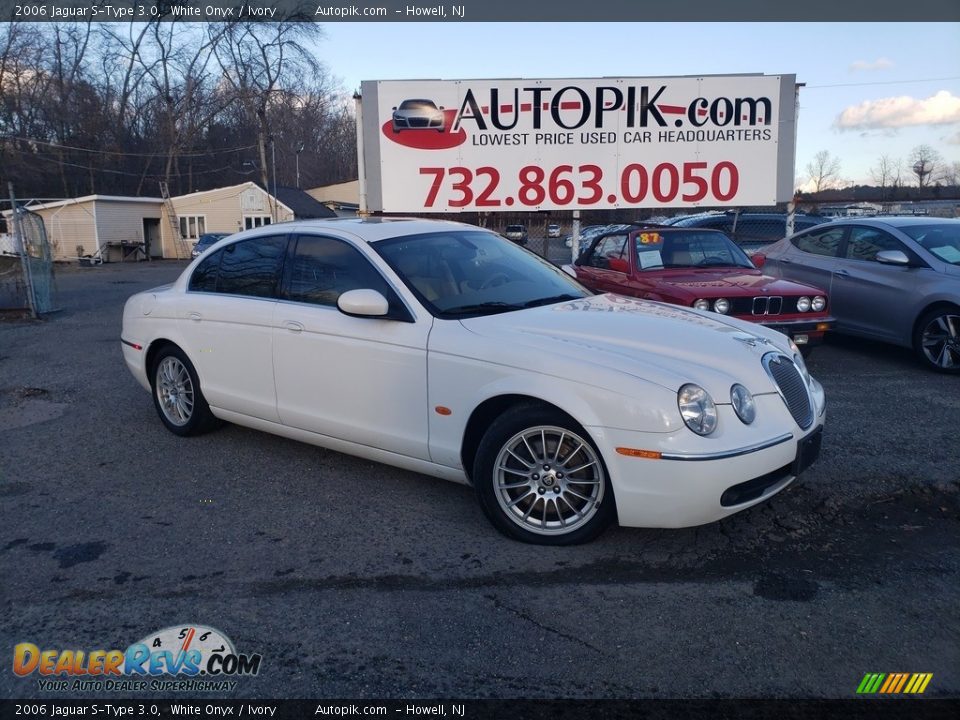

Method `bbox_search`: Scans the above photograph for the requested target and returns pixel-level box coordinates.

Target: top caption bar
[1,0,959,22]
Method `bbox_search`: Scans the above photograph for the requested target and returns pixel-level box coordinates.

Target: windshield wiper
[442,301,523,316]
[521,294,583,308]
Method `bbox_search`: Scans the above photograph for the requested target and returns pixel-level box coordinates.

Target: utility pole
[270,136,278,223]
[295,142,305,189]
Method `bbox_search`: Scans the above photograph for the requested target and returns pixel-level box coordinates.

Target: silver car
[755,217,960,372]
[391,99,445,132]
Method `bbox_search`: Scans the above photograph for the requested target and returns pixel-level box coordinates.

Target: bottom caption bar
[1,699,958,720]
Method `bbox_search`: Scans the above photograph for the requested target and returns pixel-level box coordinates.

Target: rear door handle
[187,311,202,322]
[780,258,793,264]
[835,269,850,278]
[284,321,304,333]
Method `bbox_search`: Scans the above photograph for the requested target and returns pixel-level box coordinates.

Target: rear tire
[150,345,221,436]
[914,307,960,373]
[473,404,615,545]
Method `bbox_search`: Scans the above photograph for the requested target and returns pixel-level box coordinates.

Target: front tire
[150,345,220,436]
[473,404,615,545]
[914,307,960,373]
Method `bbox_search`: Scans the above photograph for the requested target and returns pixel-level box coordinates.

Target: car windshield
[902,224,960,265]
[373,230,589,318]
[634,230,754,270]
[399,100,437,111]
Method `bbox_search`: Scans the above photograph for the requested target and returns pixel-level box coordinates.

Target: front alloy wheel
[917,309,960,373]
[475,405,615,544]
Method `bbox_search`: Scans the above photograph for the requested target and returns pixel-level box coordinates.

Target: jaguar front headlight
[730,384,756,424]
[713,298,730,314]
[678,383,718,436]
[789,340,812,384]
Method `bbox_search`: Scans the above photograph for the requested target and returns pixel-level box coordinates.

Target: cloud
[849,58,894,72]
[835,91,960,130]
[946,131,960,146]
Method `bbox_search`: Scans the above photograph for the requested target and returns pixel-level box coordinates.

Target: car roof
[824,216,960,229]
[670,211,824,223]
[236,217,479,244]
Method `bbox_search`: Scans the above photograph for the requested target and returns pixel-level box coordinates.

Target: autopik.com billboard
[359,74,798,213]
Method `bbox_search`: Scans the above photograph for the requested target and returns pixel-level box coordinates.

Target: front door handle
[187,311,202,322]
[284,321,304,333]
[835,269,850,278]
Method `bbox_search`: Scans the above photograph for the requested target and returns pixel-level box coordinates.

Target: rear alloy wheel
[151,345,220,436]
[915,308,960,373]
[474,405,615,545]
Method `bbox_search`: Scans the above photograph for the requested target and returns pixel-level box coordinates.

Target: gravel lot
[0,260,957,700]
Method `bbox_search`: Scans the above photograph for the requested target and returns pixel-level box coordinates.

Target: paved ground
[0,260,957,701]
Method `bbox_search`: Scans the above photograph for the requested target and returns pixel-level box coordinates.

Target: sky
[317,22,960,190]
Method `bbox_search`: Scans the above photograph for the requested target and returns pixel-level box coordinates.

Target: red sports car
[565,225,834,354]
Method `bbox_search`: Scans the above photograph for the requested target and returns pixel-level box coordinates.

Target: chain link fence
[0,208,58,315]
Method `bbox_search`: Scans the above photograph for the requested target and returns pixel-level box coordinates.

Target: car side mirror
[875,250,910,266]
[337,289,390,318]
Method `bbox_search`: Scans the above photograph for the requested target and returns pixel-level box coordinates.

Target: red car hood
[650,268,824,298]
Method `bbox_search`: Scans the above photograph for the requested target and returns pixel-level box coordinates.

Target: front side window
[791,226,845,257]
[844,227,903,262]
[283,235,394,307]
[216,235,287,298]
[585,234,629,271]
[902,224,960,266]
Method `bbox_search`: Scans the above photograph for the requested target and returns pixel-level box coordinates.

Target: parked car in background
[754,217,960,372]
[122,218,825,544]
[566,225,833,355]
[665,212,829,255]
[503,224,528,244]
[191,232,230,259]
[547,224,561,238]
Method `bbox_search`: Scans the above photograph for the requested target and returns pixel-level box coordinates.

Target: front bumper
[592,396,825,528]
[747,316,835,345]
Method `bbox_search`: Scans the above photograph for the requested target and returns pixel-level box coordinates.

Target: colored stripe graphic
[857,673,932,694]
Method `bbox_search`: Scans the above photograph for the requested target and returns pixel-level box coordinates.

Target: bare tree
[0,18,355,200]
[806,150,841,193]
[215,21,324,205]
[870,154,904,200]
[940,161,960,188]
[908,144,942,189]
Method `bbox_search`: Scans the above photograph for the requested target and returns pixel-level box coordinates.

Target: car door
[575,234,631,294]
[272,233,431,461]
[773,224,847,296]
[828,225,927,341]
[178,234,288,422]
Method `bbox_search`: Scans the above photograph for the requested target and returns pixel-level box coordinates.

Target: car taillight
[752,254,766,268]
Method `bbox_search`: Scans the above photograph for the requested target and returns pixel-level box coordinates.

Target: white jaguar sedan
[121,218,825,545]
